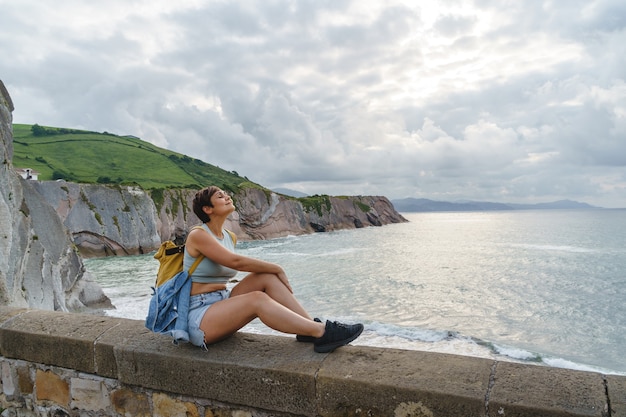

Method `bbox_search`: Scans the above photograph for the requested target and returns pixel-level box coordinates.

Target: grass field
[11,123,256,192]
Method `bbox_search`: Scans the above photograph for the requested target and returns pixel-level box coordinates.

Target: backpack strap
[186,225,206,275]
[187,254,204,275]
[164,245,185,256]
[225,229,237,246]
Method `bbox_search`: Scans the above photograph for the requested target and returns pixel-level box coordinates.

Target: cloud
[0,0,624,207]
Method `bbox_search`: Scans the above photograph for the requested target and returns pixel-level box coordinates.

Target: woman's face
[208,189,235,214]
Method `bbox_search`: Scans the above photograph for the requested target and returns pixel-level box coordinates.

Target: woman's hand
[276,270,293,293]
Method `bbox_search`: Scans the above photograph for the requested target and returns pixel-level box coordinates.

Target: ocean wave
[242,247,362,258]
[356,322,626,376]
[363,320,458,343]
[509,243,596,253]
[541,357,626,375]
[488,342,542,362]
[488,341,626,375]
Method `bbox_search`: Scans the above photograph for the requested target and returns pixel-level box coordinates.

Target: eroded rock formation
[0,80,111,311]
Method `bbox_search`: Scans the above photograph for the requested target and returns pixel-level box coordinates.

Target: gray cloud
[1,0,624,207]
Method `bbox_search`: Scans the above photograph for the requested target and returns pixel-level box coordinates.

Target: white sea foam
[510,243,596,253]
[542,357,626,375]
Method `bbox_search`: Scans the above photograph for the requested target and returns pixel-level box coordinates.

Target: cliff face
[0,80,111,311]
[30,182,162,257]
[235,188,407,240]
[31,183,407,257]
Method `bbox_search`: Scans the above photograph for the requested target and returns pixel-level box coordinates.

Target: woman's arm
[186,227,292,292]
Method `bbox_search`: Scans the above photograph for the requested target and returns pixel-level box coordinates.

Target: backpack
[153,226,237,287]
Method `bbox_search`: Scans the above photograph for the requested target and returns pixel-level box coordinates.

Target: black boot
[313,320,364,353]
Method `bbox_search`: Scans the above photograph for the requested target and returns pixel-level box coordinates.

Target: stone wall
[0,306,624,417]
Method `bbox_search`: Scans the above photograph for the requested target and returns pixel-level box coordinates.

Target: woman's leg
[199,291,325,344]
[230,273,312,318]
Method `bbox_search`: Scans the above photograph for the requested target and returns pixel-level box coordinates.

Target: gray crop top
[183,224,238,284]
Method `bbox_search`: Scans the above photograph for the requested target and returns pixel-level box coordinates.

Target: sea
[84,209,626,375]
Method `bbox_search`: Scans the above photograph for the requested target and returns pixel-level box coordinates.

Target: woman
[184,186,363,353]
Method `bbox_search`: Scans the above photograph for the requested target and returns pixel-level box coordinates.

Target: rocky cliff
[32,182,407,257]
[0,80,111,311]
[234,188,407,240]
[30,182,162,257]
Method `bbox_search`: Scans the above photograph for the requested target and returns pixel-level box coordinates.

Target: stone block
[114,328,224,396]
[2,361,16,397]
[17,363,34,394]
[93,317,148,378]
[607,375,626,417]
[35,369,69,407]
[152,392,199,417]
[0,307,28,325]
[70,377,109,412]
[111,387,151,417]
[216,333,321,415]
[116,331,322,416]
[317,346,491,417]
[0,309,124,373]
[488,361,607,417]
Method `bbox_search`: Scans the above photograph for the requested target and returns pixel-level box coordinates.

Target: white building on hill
[16,168,40,180]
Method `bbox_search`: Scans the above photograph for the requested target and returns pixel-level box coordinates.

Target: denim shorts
[188,289,231,347]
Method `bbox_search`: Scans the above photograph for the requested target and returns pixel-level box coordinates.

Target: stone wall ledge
[0,306,624,417]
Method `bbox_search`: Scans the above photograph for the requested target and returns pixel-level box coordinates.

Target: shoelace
[329,321,352,331]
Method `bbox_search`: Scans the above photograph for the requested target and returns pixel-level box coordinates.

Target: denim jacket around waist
[145,269,192,344]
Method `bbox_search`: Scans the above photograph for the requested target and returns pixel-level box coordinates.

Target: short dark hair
[193,186,221,223]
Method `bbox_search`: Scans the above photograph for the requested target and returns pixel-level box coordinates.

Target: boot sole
[296,335,316,343]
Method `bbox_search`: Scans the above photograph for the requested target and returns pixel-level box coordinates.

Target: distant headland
[391,198,603,212]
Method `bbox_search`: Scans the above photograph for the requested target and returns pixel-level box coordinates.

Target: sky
[1,1,625,208]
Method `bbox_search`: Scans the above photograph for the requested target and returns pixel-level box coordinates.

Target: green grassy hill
[11,123,261,193]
